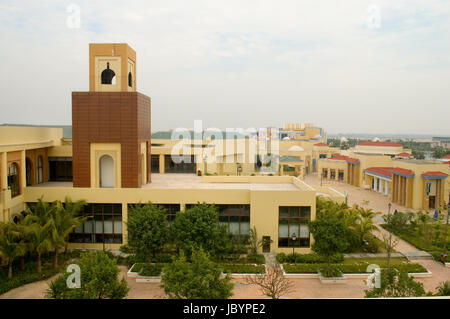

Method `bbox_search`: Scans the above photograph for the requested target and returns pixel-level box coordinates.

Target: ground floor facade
[19,175,323,254]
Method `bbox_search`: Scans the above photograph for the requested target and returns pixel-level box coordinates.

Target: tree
[56,197,87,256]
[365,269,426,298]
[46,250,129,299]
[23,199,56,273]
[0,221,26,278]
[245,266,293,299]
[381,232,399,269]
[308,214,349,276]
[126,203,168,264]
[248,227,263,255]
[161,248,233,299]
[172,203,232,257]
[355,207,380,243]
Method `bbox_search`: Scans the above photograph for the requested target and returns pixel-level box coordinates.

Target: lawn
[382,224,449,252]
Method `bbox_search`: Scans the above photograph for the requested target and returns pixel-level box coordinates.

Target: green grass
[220,264,266,274]
[382,224,448,252]
[342,257,408,265]
[138,264,164,277]
[283,262,427,274]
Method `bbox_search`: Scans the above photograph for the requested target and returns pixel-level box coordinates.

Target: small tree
[245,266,293,299]
[161,248,233,299]
[381,231,399,269]
[127,203,169,264]
[308,214,349,276]
[365,269,426,298]
[0,221,26,278]
[46,250,129,299]
[172,203,232,257]
[248,227,263,255]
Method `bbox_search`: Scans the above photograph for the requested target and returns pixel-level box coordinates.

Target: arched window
[99,155,114,188]
[36,156,43,184]
[128,72,132,87]
[101,62,116,85]
[26,158,33,186]
[8,162,20,197]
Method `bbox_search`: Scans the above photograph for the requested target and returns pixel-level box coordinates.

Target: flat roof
[32,174,300,191]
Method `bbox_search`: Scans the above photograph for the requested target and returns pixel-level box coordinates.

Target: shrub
[46,251,129,299]
[319,264,342,277]
[139,264,164,277]
[161,249,233,299]
[435,281,450,296]
[220,264,266,274]
[276,253,343,264]
[282,262,427,274]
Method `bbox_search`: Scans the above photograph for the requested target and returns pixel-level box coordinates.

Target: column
[327,168,331,180]
[384,180,389,195]
[335,169,339,180]
[121,202,128,245]
[1,152,7,190]
[159,154,165,174]
[20,150,26,195]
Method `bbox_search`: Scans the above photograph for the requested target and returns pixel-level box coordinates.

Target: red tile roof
[422,171,449,177]
[357,141,402,147]
[365,167,394,178]
[396,152,413,157]
[314,143,328,147]
[442,154,450,160]
[330,154,360,163]
[391,168,414,176]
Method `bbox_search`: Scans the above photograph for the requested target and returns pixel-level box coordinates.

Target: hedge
[283,263,427,274]
[139,264,164,277]
[220,264,266,274]
[276,253,344,264]
[214,254,265,265]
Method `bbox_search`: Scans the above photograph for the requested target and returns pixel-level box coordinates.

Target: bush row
[282,263,427,274]
[276,253,344,264]
[214,254,265,265]
[220,264,266,274]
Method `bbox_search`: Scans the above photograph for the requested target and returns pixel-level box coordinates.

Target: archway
[99,155,115,188]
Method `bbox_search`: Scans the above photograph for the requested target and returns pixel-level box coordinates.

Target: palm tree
[24,199,57,273]
[23,218,53,274]
[0,221,26,278]
[51,197,86,268]
[355,207,380,243]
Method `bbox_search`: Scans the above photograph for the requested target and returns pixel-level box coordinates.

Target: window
[36,156,43,184]
[26,158,33,186]
[128,72,132,87]
[151,155,160,173]
[49,157,72,181]
[69,204,122,244]
[217,205,250,238]
[101,62,116,84]
[278,206,310,248]
[164,155,196,173]
[99,155,114,188]
[159,204,180,224]
[8,163,20,197]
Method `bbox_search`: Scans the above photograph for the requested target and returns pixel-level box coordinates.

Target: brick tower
[72,43,151,188]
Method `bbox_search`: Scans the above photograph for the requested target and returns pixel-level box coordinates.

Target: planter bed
[220,264,267,278]
[318,270,346,284]
[282,263,428,275]
[128,263,165,281]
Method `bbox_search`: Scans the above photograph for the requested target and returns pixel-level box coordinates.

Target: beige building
[318,142,449,210]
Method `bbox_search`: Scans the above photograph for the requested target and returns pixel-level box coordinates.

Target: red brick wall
[72,92,151,188]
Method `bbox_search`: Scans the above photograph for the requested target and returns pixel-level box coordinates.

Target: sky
[0,0,449,135]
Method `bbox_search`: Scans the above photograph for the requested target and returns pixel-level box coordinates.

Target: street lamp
[291,233,297,255]
[388,202,392,215]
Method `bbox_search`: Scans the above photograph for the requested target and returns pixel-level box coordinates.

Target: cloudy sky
[0,1,449,135]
